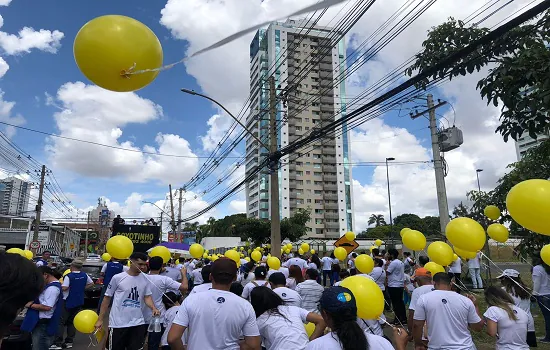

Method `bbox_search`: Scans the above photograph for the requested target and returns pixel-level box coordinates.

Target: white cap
[496,269,520,279]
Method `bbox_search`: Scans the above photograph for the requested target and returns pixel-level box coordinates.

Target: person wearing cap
[167,258,261,350]
[413,272,484,350]
[498,268,536,346]
[407,270,433,343]
[52,260,94,349]
[268,272,302,307]
[242,266,271,301]
[21,266,63,350]
[306,286,394,350]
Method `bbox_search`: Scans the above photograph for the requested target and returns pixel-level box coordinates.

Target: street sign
[69,243,75,250]
[29,241,40,250]
[334,235,359,254]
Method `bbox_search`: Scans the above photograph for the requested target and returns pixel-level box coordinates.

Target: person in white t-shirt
[250,286,326,350]
[407,273,434,342]
[286,265,305,290]
[190,265,213,294]
[483,286,529,350]
[498,269,536,347]
[167,258,261,350]
[268,272,302,307]
[242,266,271,300]
[191,261,204,286]
[283,256,308,270]
[449,255,463,293]
[413,272,484,350]
[533,256,550,343]
[348,253,357,275]
[467,252,483,289]
[95,252,160,350]
[160,292,184,348]
[320,253,333,287]
[306,286,394,350]
[267,266,290,279]
[369,258,386,292]
[386,248,406,324]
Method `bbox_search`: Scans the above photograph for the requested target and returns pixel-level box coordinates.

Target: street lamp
[476,169,483,192]
[385,157,395,247]
[142,201,173,238]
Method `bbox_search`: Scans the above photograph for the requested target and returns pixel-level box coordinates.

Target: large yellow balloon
[74,15,163,92]
[101,253,111,262]
[106,235,133,259]
[149,246,171,263]
[74,310,98,334]
[484,205,501,220]
[224,250,240,264]
[446,217,486,252]
[267,256,281,270]
[345,231,355,241]
[355,254,374,274]
[427,241,454,266]
[454,246,477,259]
[334,247,347,261]
[424,262,445,275]
[541,245,550,266]
[304,322,315,337]
[284,248,291,254]
[340,276,384,320]
[375,239,383,247]
[487,223,509,243]
[189,244,204,259]
[6,248,25,257]
[400,228,411,237]
[506,179,550,235]
[301,243,310,252]
[203,253,209,259]
[23,250,33,260]
[453,254,458,261]
[251,250,262,262]
[402,230,426,251]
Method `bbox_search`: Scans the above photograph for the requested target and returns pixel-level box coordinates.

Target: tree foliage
[408,14,550,141]
[367,214,387,227]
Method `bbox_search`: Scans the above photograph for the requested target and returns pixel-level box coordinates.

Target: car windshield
[82,265,102,277]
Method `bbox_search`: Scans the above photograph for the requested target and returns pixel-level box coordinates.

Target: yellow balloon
[454,246,477,259]
[211,255,218,262]
[427,241,454,266]
[286,243,293,250]
[310,249,316,255]
[266,244,271,249]
[424,262,445,275]
[6,248,25,257]
[400,228,411,237]
[304,322,315,337]
[203,253,209,259]
[298,248,304,255]
[239,247,244,251]
[74,15,163,92]
[127,260,131,267]
[245,257,251,262]
[213,247,217,250]
[375,239,383,247]
[251,250,262,262]
[267,254,272,258]
[453,254,458,261]
[245,241,250,247]
[224,250,240,264]
[284,248,291,254]
[487,223,509,243]
[267,256,281,270]
[355,254,374,274]
[101,253,111,262]
[402,230,426,251]
[484,205,501,220]
[106,235,133,259]
[149,246,171,263]
[541,244,550,266]
[507,179,550,235]
[345,231,355,241]
[189,243,204,259]
[24,250,33,259]
[175,259,180,265]
[63,269,71,277]
[74,310,99,334]
[334,247,347,261]
[446,217,486,252]
[341,276,384,320]
[370,245,376,252]
[240,253,245,258]
[301,243,310,252]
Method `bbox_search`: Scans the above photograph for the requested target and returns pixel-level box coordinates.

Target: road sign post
[334,236,359,255]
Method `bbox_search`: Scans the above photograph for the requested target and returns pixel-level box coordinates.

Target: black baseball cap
[319,286,357,314]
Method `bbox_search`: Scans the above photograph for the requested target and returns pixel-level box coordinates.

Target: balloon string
[128,259,179,307]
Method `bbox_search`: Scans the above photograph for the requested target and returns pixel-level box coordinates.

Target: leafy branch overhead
[407,13,550,141]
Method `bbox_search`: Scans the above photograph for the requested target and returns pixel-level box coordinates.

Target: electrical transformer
[439,126,464,152]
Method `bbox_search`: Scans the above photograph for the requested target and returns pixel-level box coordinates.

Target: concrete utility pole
[84,211,90,259]
[32,165,46,243]
[410,94,449,234]
[177,188,183,243]
[159,211,163,242]
[269,77,281,258]
[168,184,176,234]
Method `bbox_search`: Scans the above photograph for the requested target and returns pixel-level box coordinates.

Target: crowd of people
[1,244,550,350]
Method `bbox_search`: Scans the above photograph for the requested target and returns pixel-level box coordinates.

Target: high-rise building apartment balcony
[325,221,339,229]
[323,202,339,210]
[324,212,340,220]
[322,174,337,182]
[323,183,338,191]
[324,193,339,201]
[322,164,337,172]
[322,147,336,155]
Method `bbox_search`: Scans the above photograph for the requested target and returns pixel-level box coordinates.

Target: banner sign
[167,231,196,244]
[112,224,160,253]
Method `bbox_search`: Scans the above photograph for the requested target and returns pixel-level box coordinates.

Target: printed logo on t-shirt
[441,299,447,304]
[217,297,225,304]
[122,286,141,308]
[282,293,287,297]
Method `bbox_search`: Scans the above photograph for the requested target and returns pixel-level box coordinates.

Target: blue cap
[320,286,357,313]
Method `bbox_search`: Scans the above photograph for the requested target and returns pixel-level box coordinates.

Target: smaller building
[0,214,32,249]
[0,177,31,216]
[26,221,81,258]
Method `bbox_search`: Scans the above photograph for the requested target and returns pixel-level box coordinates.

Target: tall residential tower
[245,19,353,239]
[0,177,31,216]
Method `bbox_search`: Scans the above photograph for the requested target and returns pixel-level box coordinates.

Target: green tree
[281,208,311,242]
[235,218,271,245]
[393,213,425,232]
[362,225,391,239]
[367,214,387,227]
[407,15,550,141]
[422,216,441,236]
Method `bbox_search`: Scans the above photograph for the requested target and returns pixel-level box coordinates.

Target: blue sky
[0,0,527,230]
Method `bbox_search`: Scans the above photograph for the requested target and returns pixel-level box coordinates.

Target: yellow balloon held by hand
[427,241,454,266]
[74,310,99,334]
[506,179,550,236]
[341,276,384,320]
[484,205,501,220]
[106,235,133,259]
[446,217,486,252]
[424,262,445,275]
[487,223,509,243]
[189,243,204,259]
[402,230,426,251]
[74,15,163,92]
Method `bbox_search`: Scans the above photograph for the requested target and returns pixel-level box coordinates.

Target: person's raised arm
[179,267,188,292]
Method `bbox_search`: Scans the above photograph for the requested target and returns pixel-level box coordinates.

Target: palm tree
[368,214,387,227]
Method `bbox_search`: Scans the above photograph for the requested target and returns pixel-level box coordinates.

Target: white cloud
[229,200,246,213]
[0,14,64,55]
[0,56,7,78]
[0,90,25,138]
[0,0,11,6]
[200,114,235,152]
[45,82,200,184]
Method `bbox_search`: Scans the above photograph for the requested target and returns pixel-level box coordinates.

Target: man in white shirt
[190,265,213,294]
[296,269,324,313]
[191,261,204,286]
[95,252,160,350]
[449,255,462,293]
[267,266,290,279]
[407,272,434,341]
[268,272,302,307]
[283,256,308,270]
[467,252,483,289]
[168,258,261,350]
[320,253,333,287]
[386,248,406,324]
[413,272,484,350]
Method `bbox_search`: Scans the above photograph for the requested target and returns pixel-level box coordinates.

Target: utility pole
[84,211,90,259]
[168,184,176,234]
[32,165,46,243]
[178,188,183,243]
[410,95,450,234]
[159,211,163,242]
[269,77,281,258]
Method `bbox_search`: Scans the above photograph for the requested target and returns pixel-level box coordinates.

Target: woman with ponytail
[306,286,394,350]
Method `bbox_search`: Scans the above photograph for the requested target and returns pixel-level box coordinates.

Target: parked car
[86,254,101,261]
[1,312,30,350]
[32,254,69,268]
[82,260,105,307]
